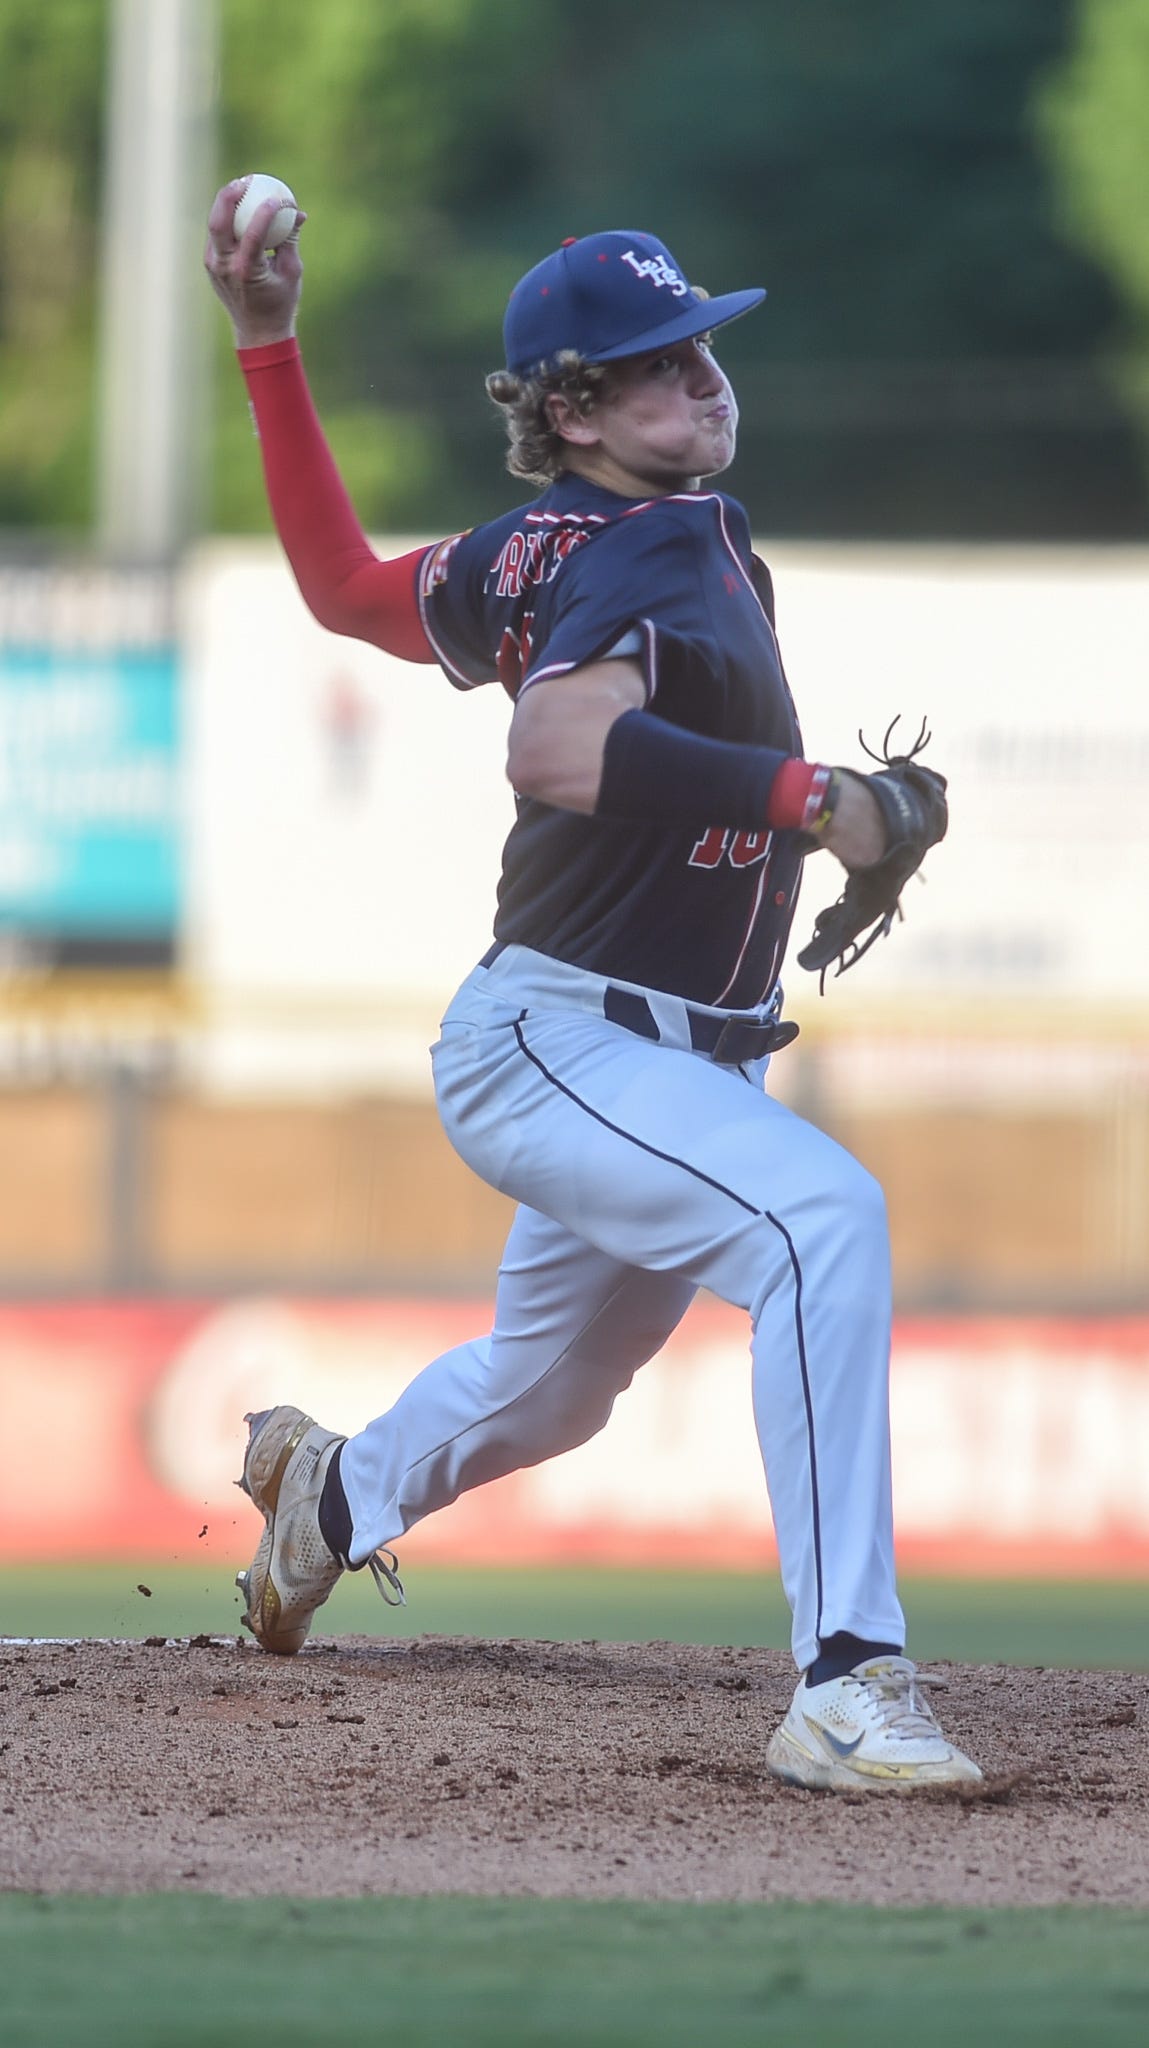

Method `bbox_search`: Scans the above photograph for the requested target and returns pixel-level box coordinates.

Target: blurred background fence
[1,0,1148,1582]
[1,1014,1146,1309]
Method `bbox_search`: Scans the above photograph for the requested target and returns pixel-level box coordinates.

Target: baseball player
[205,183,980,1792]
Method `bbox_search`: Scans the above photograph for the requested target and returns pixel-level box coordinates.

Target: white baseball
[232,173,298,250]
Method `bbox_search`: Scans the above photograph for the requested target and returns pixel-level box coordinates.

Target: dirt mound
[2,1636,1145,1904]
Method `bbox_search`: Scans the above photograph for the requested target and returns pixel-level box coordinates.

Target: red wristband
[768,758,839,834]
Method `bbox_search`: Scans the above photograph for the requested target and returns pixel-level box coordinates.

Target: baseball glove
[797,718,948,984]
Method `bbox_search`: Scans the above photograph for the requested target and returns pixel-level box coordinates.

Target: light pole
[96,0,218,564]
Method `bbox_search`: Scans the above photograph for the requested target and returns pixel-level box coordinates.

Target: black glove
[797,720,948,982]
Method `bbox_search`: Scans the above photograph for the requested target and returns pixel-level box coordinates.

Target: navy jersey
[418,471,805,1008]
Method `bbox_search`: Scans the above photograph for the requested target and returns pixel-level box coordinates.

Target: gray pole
[96,0,218,563]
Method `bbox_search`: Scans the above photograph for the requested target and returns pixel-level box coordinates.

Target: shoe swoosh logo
[805,1718,864,1758]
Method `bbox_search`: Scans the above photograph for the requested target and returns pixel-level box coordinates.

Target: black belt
[477,945,798,1063]
[602,985,798,1064]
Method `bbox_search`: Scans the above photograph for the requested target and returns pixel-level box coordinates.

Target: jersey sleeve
[417,528,505,691]
[521,510,717,703]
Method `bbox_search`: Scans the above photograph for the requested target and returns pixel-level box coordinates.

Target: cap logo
[620,248,690,298]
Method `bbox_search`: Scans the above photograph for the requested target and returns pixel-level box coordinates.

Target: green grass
[1,1896,1148,2047]
[2,1564,1147,1670]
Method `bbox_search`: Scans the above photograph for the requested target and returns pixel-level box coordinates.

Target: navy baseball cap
[503,230,765,379]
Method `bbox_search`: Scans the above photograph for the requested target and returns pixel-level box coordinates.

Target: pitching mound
[2,1636,1145,1904]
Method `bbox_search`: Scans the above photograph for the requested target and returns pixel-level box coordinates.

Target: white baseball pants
[339,945,904,1670]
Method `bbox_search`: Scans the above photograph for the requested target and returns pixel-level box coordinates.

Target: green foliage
[1036,0,1149,438]
[3,0,1148,538]
[0,0,108,526]
[1039,0,1149,315]
[214,0,1149,537]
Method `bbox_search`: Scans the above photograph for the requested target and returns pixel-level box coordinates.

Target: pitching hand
[818,771,886,870]
[204,178,306,348]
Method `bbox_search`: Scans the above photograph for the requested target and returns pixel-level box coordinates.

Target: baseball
[232,173,298,249]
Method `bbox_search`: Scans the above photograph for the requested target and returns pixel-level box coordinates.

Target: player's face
[562,338,738,495]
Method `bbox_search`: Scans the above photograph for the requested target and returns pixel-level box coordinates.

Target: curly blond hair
[485,287,713,486]
[484,350,610,486]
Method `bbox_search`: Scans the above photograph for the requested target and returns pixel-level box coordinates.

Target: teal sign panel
[0,646,180,939]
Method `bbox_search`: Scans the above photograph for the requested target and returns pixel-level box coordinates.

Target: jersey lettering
[489,516,604,601]
[688,826,773,871]
[688,826,730,869]
[728,829,773,868]
[495,532,526,598]
[551,527,588,570]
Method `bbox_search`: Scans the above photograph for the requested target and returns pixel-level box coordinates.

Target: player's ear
[546,391,601,448]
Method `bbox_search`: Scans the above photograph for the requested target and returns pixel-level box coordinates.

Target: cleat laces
[364,1548,406,1607]
[852,1662,947,1742]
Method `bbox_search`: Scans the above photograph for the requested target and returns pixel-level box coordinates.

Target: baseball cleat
[765,1656,982,1792]
[234,1404,404,1656]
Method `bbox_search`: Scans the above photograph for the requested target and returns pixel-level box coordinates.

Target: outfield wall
[0,1058,1143,1303]
[1,1298,1147,1576]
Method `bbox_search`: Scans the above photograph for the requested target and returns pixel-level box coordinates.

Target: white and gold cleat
[235,1405,404,1656]
[765,1656,982,1792]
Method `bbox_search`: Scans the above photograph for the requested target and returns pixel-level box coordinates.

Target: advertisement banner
[1,1299,1148,1573]
[0,565,180,968]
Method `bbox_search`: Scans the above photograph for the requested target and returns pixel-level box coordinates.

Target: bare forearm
[508,662,648,809]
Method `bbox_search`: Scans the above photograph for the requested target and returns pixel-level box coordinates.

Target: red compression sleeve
[237,338,437,663]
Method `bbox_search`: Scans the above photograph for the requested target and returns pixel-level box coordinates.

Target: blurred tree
[214,0,1148,538]
[0,0,108,529]
[0,0,1144,541]
[1037,0,1149,473]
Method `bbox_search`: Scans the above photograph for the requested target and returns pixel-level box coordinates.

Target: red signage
[2,1299,1148,1571]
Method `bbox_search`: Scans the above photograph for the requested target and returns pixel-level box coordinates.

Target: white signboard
[767,544,1149,1002]
[183,541,513,1090]
[183,541,1149,1091]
